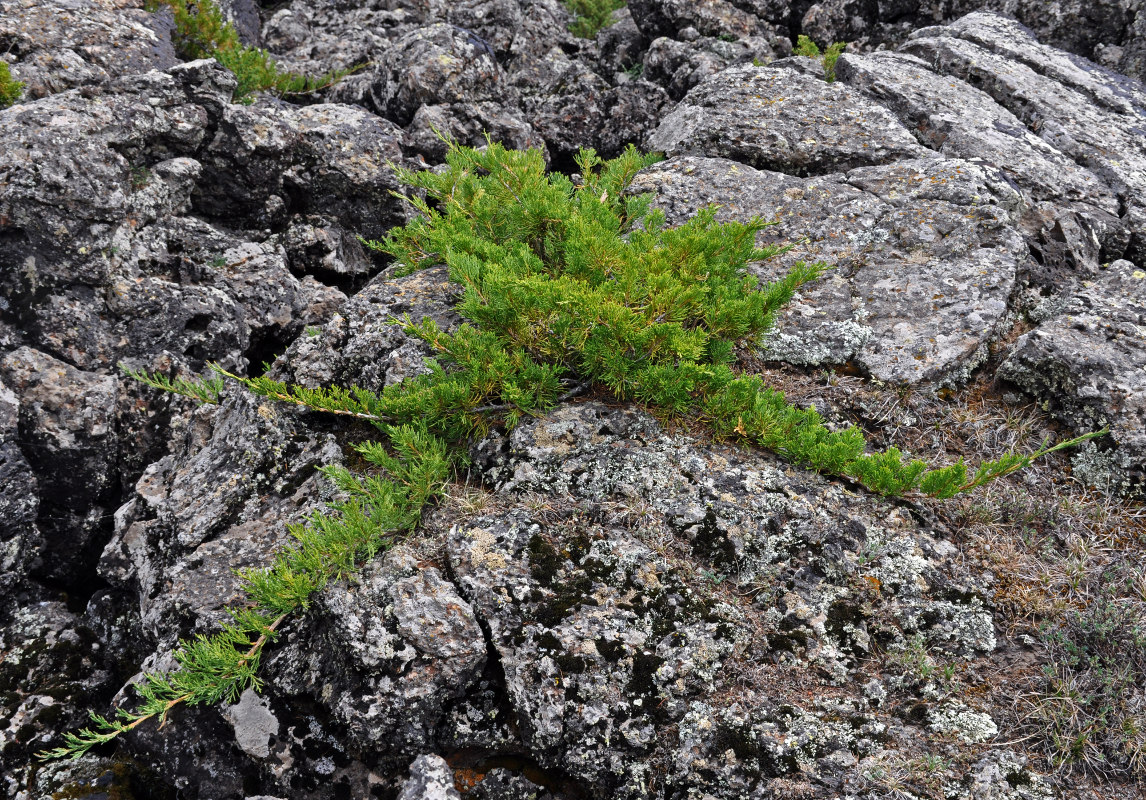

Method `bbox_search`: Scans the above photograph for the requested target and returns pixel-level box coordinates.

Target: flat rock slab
[999,260,1146,493]
[646,64,931,177]
[630,155,1025,386]
[903,12,1146,261]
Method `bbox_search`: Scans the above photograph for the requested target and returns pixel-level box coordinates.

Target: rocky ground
[1,0,1145,798]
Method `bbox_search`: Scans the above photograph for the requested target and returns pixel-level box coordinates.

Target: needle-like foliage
[45,139,1104,761]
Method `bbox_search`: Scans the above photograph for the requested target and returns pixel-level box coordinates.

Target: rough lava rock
[999,260,1146,492]
[7,1,1146,798]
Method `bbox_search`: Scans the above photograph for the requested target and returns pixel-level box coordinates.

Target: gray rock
[331,23,508,126]
[406,101,547,165]
[0,599,116,792]
[835,49,1128,284]
[646,64,932,176]
[271,554,486,767]
[903,12,1146,262]
[397,754,462,800]
[642,34,779,100]
[627,0,790,42]
[796,0,1146,86]
[999,259,1146,494]
[629,155,1024,386]
[0,0,178,101]
[273,266,463,394]
[456,402,995,794]
[100,389,343,639]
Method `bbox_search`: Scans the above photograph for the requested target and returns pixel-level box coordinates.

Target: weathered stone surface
[797,0,1146,86]
[999,260,1146,493]
[274,266,463,393]
[331,23,508,127]
[455,401,997,796]
[903,13,1146,261]
[630,155,1024,385]
[627,0,790,42]
[641,32,781,100]
[0,376,40,594]
[99,390,342,639]
[646,64,932,176]
[272,554,486,768]
[0,599,119,794]
[0,0,178,101]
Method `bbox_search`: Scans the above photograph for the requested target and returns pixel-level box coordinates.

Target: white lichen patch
[928,701,998,743]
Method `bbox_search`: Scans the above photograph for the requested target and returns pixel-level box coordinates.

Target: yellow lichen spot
[1132,270,1145,279]
[467,527,508,571]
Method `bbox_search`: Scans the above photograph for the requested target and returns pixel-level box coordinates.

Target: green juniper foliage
[145,0,352,102]
[44,140,1104,760]
[794,34,847,82]
[0,61,24,108]
[563,0,626,38]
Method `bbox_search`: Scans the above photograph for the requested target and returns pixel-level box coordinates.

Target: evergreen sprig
[47,139,1105,761]
[40,422,450,760]
[120,365,225,405]
[145,0,354,102]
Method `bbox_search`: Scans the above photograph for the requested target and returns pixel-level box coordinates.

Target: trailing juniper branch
[39,424,451,760]
[45,138,1105,761]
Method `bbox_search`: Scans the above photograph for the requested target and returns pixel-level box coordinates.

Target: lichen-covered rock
[0,0,178,101]
[641,32,779,100]
[0,599,119,795]
[630,155,1024,386]
[796,0,1146,87]
[627,0,790,42]
[99,389,343,639]
[457,402,996,795]
[330,23,508,127]
[646,64,932,176]
[0,376,40,594]
[397,754,464,800]
[999,260,1146,494]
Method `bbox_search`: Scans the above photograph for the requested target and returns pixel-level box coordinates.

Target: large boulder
[646,64,931,176]
[629,155,1025,386]
[0,0,178,101]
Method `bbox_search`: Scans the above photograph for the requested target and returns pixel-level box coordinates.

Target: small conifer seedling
[145,0,353,102]
[43,139,1104,761]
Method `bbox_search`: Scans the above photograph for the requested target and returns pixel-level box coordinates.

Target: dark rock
[641,33,779,99]
[0,375,40,594]
[0,347,118,584]
[627,0,790,42]
[630,155,1024,386]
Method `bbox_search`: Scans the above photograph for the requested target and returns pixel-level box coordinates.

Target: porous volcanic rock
[0,0,178,101]
[999,260,1146,492]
